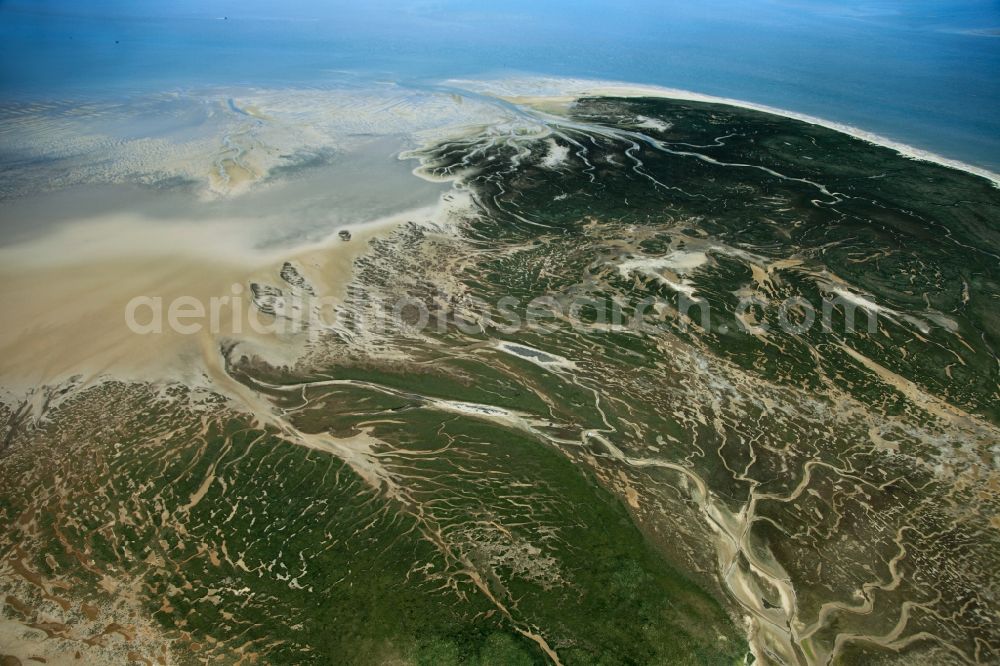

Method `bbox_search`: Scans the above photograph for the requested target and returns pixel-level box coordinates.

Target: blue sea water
[1,0,998,170]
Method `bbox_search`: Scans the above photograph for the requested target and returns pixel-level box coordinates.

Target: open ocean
[1,0,998,171]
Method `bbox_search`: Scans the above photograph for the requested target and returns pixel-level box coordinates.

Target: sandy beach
[449,76,1000,187]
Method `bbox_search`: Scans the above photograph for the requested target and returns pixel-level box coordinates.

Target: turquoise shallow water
[1,0,998,170]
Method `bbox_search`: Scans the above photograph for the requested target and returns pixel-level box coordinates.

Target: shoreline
[5,78,996,188]
[0,200,437,396]
[446,76,1000,188]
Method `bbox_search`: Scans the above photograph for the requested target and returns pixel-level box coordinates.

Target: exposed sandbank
[447,76,1000,187]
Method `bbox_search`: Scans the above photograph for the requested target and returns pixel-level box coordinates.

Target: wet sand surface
[1,81,998,665]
